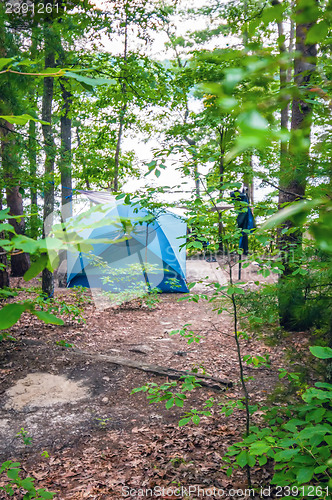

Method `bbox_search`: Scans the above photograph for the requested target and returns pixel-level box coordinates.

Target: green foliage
[16,427,33,446]
[0,461,54,499]
[33,295,85,324]
[55,340,74,348]
[0,302,64,331]
[238,283,279,330]
[223,348,332,497]
[143,287,161,309]
[131,375,202,410]
[169,324,202,344]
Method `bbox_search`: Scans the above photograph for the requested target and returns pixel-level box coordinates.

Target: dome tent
[67,194,188,295]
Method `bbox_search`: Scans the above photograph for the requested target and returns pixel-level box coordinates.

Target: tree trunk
[278,0,317,329]
[29,119,39,239]
[113,11,128,193]
[113,107,126,193]
[1,121,31,276]
[217,127,225,253]
[60,78,72,221]
[29,29,39,240]
[0,194,9,288]
[41,38,56,297]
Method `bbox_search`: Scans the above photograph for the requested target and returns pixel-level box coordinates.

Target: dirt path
[0,267,288,499]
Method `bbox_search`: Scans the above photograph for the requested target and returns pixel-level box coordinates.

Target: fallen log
[71,347,232,391]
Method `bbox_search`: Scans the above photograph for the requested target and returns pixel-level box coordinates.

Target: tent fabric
[230,191,256,255]
[67,199,188,294]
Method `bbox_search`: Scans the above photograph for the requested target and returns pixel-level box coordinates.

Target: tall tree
[28,28,40,240]
[0,6,31,276]
[41,4,56,296]
[278,0,318,328]
[59,76,73,221]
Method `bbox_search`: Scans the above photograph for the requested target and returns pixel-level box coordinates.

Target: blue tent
[67,201,188,294]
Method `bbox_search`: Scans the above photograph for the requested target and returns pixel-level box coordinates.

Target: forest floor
[0,260,310,499]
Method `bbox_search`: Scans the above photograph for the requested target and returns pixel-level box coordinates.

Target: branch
[71,348,232,390]
[261,179,307,200]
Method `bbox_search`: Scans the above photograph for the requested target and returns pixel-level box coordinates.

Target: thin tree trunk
[114,108,126,192]
[41,37,56,296]
[29,119,38,239]
[1,121,31,276]
[242,0,254,202]
[113,11,128,193]
[0,193,9,288]
[217,127,225,252]
[60,78,72,221]
[29,29,38,240]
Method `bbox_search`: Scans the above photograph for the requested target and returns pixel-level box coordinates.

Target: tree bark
[71,347,232,390]
[60,78,72,221]
[29,29,39,240]
[29,119,39,239]
[280,2,317,224]
[1,121,31,276]
[217,126,225,252]
[41,32,56,297]
[113,10,128,193]
[278,0,317,329]
[0,194,9,288]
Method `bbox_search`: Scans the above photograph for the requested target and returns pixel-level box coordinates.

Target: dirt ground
[0,261,302,499]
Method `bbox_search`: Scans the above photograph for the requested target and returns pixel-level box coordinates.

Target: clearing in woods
[0,261,295,499]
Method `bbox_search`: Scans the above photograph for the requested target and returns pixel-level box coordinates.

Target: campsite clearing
[0,265,304,499]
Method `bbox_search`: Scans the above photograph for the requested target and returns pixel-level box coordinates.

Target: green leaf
[259,199,323,232]
[37,489,55,499]
[0,114,50,126]
[7,468,20,480]
[175,397,184,408]
[222,68,245,93]
[0,57,15,70]
[236,450,248,468]
[64,71,117,87]
[32,310,64,326]
[20,478,35,490]
[249,441,271,455]
[297,425,330,440]
[24,255,49,281]
[315,382,332,389]
[192,415,200,425]
[258,455,267,466]
[274,448,300,461]
[0,303,29,329]
[0,223,15,233]
[179,417,191,427]
[309,346,332,359]
[296,467,314,484]
[238,109,269,134]
[314,465,327,474]
[12,234,41,254]
[306,20,329,43]
[165,398,174,409]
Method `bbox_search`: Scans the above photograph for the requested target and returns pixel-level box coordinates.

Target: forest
[0,0,331,498]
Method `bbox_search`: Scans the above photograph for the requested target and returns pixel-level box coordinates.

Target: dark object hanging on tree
[230,190,256,255]
[230,190,256,279]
